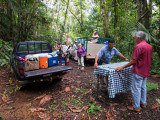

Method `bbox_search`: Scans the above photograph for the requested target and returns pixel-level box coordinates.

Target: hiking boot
[141,105,147,108]
[127,106,141,112]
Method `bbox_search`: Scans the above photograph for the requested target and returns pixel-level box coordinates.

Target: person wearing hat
[89,31,99,43]
[73,41,78,61]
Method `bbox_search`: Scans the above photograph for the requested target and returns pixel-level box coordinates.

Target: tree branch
[68,8,82,26]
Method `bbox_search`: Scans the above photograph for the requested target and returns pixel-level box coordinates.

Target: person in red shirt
[115,31,152,112]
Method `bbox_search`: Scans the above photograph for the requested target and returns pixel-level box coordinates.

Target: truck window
[35,43,41,52]
[28,43,35,53]
[17,44,28,53]
[42,43,49,51]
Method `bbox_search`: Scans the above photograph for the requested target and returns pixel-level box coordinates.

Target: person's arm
[115,59,136,71]
[94,56,99,68]
[75,46,77,50]
[119,53,129,61]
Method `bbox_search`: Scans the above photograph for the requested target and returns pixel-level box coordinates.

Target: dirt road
[0,60,160,119]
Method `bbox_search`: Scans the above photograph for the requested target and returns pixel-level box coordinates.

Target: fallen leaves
[151,102,160,109]
[37,112,50,120]
[84,89,92,95]
[39,95,52,106]
[2,94,13,104]
[65,87,71,92]
[29,108,50,120]
[33,94,46,101]
[106,105,115,120]
[29,107,47,112]
[68,105,88,113]
[151,75,160,78]
[76,81,81,84]
[106,111,114,120]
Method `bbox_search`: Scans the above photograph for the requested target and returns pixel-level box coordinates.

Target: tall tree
[113,0,118,28]
[100,0,110,37]
[136,0,150,29]
[60,0,70,41]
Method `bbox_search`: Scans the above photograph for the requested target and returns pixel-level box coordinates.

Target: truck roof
[14,41,52,57]
[18,41,49,44]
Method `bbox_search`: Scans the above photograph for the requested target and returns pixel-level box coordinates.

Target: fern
[147,82,159,92]
[87,102,101,114]
[137,22,160,43]
[156,99,160,104]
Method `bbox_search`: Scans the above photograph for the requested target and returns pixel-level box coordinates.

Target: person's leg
[131,73,143,109]
[77,57,81,69]
[97,59,103,65]
[97,61,107,91]
[140,77,147,106]
[81,56,84,70]
[74,50,78,61]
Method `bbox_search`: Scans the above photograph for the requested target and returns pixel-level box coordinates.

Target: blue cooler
[48,55,58,66]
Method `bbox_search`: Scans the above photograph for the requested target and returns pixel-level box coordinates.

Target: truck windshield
[42,43,50,51]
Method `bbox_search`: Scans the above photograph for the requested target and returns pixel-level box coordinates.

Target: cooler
[48,55,58,67]
[39,54,48,69]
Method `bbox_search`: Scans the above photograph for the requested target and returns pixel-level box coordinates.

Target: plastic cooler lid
[38,53,48,57]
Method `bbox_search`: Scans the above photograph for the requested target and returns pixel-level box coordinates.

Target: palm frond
[137,22,160,43]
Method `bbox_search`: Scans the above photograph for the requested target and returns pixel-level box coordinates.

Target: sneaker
[127,106,141,112]
[81,67,84,70]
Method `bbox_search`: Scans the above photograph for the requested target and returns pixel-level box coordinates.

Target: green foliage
[0,113,2,120]
[0,0,55,44]
[87,102,101,114]
[64,96,83,107]
[74,88,87,94]
[0,39,13,67]
[156,98,160,104]
[147,82,159,92]
[123,114,127,119]
[150,52,160,75]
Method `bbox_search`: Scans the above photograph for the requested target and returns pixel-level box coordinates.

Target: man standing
[94,39,128,68]
[115,31,152,112]
[94,39,128,91]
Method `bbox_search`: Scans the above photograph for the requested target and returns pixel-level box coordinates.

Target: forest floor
[0,59,160,120]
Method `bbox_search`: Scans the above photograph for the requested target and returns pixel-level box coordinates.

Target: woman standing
[77,43,86,70]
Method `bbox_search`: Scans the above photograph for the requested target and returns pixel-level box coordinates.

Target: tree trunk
[159,3,160,37]
[100,0,110,38]
[113,0,118,28]
[60,0,70,42]
[136,0,150,29]
[80,0,83,32]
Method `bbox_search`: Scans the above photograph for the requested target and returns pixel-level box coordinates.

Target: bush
[147,82,159,92]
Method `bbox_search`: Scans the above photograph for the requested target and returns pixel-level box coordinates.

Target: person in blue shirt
[94,39,128,68]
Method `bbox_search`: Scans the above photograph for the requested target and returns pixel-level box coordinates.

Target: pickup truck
[9,41,72,85]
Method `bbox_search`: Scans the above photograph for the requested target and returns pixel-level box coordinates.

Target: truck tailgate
[86,44,105,59]
[24,66,72,78]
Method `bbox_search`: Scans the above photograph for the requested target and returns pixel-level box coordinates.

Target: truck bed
[24,65,72,78]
